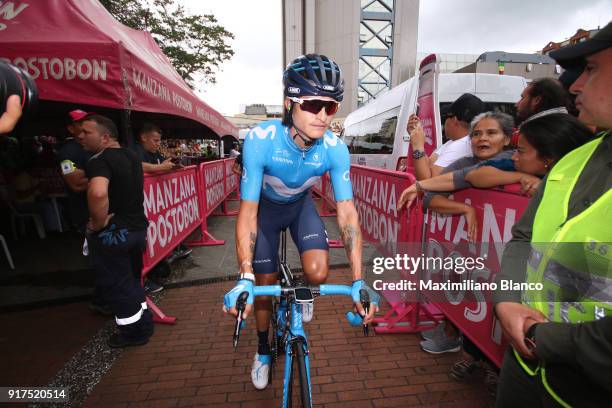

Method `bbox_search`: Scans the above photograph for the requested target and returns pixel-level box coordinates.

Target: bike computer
[294,288,314,303]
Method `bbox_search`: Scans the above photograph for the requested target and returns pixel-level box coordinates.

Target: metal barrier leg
[146,296,177,324]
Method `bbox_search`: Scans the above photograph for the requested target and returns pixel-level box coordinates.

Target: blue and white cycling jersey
[240,119,353,204]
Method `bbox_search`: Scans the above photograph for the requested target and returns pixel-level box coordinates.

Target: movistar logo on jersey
[323,85,334,91]
[288,87,300,94]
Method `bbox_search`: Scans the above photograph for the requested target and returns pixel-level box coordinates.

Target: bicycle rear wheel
[292,339,312,408]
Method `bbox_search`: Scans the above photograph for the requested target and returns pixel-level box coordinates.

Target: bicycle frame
[253,284,353,408]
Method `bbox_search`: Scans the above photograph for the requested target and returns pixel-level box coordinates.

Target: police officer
[494,21,612,407]
[81,114,153,348]
[57,110,91,234]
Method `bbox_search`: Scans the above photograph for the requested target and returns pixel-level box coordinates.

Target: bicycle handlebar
[252,284,352,298]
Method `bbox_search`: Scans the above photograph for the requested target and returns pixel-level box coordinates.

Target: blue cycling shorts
[253,193,329,275]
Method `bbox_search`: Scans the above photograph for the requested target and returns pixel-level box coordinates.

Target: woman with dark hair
[465,113,595,195]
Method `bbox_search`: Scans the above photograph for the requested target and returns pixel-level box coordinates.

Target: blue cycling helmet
[283,54,344,102]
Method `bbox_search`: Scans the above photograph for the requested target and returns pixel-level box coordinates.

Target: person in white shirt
[408,93,485,180]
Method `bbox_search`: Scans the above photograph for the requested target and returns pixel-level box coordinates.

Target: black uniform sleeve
[86,156,111,180]
[535,317,612,391]
[493,177,546,304]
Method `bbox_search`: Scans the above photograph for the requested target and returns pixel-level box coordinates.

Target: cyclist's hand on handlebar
[351,280,380,324]
[223,279,254,319]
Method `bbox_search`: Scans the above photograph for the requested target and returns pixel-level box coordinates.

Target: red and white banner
[142,166,201,272]
[424,187,529,366]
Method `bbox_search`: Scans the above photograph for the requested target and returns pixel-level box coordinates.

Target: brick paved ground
[84,269,494,408]
[0,302,108,387]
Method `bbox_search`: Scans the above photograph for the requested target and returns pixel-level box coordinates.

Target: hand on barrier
[519,174,542,197]
[398,183,419,209]
[351,280,380,324]
[223,279,254,319]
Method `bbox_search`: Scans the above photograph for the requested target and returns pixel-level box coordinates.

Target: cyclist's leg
[289,193,330,284]
[253,203,281,332]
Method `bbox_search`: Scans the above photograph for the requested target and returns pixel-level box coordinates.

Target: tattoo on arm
[249,232,257,257]
[341,225,358,253]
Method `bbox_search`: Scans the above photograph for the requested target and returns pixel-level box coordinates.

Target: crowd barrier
[141,158,239,324]
[422,185,528,367]
[315,165,529,367]
[311,174,343,248]
[187,158,239,246]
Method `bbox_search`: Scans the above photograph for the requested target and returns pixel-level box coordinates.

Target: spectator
[132,123,192,287]
[465,113,595,195]
[514,77,571,124]
[81,114,154,348]
[133,123,175,173]
[409,93,485,180]
[229,142,240,158]
[399,111,515,242]
[205,144,217,159]
[399,111,515,394]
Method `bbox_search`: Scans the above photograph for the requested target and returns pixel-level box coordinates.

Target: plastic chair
[0,234,15,269]
[0,186,46,240]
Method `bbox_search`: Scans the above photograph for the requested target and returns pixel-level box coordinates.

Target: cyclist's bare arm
[229,200,259,318]
[336,200,362,280]
[336,200,378,322]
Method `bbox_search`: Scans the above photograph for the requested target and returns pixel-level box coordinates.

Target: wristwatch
[412,150,426,160]
[524,323,539,355]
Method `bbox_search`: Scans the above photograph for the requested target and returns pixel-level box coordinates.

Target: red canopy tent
[0,0,237,138]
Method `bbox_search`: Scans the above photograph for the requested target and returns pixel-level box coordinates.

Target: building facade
[542,27,601,55]
[454,51,560,81]
[282,0,420,117]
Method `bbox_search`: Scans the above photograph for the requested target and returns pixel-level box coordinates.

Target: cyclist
[223,54,379,390]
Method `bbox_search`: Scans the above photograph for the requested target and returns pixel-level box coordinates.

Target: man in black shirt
[82,114,153,348]
[133,123,192,267]
[132,123,175,173]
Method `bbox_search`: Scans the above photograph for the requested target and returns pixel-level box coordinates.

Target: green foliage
[100,0,234,88]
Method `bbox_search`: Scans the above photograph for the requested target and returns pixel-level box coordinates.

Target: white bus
[342,70,527,171]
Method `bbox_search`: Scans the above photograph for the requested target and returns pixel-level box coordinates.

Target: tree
[100,0,234,88]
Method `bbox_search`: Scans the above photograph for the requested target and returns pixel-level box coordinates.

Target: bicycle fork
[281,303,312,408]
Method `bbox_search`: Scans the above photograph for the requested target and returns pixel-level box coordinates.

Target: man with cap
[494,21,612,407]
[408,93,485,180]
[58,109,91,222]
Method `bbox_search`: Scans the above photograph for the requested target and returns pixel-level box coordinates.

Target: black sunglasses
[289,97,340,116]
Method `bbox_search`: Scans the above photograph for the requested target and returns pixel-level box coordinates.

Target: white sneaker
[302,302,314,323]
[251,353,271,390]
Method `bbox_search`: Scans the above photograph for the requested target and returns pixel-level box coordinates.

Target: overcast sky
[185,0,611,116]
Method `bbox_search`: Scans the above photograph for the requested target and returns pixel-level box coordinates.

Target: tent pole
[121,109,135,148]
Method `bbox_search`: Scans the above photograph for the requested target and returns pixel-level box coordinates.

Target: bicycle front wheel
[293,339,312,408]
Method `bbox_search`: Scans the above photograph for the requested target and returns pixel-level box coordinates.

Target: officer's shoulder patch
[60,160,76,175]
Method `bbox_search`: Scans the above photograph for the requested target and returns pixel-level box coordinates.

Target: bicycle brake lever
[233,291,249,349]
[360,289,370,337]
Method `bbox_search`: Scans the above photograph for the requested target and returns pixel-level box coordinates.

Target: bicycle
[232,230,370,408]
